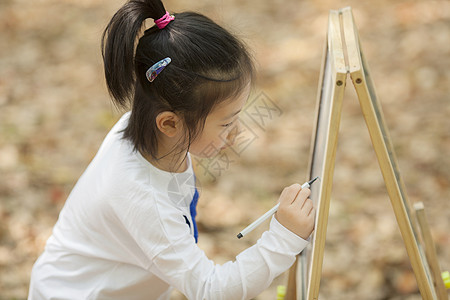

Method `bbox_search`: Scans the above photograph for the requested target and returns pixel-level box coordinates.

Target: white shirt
[29,112,309,300]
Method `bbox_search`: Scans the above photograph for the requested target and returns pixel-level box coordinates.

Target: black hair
[101,0,254,163]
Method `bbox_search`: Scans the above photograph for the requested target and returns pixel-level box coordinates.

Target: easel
[285,7,448,300]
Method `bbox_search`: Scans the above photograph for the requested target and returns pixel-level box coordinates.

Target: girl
[28,0,315,299]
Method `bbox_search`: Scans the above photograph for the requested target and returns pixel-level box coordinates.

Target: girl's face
[189,85,250,158]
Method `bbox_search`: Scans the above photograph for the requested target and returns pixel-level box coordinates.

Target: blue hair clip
[146,57,171,82]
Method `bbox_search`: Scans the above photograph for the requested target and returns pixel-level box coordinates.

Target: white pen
[237,176,319,239]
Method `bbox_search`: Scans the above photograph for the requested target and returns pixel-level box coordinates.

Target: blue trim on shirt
[190,188,199,243]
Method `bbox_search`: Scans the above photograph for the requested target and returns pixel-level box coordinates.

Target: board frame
[285,10,346,300]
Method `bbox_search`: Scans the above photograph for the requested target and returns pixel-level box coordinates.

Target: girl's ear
[155,111,182,138]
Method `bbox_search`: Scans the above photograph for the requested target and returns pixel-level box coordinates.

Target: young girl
[29,0,315,299]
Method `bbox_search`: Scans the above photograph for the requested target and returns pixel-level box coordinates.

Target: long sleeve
[110,188,308,300]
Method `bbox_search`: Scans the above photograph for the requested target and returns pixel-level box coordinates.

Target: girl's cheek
[189,136,220,157]
[190,126,234,157]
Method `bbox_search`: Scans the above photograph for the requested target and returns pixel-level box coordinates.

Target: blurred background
[0,0,449,299]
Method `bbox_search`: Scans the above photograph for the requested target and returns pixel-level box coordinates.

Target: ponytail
[101,0,166,108]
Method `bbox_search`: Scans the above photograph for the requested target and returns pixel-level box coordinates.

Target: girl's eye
[221,121,234,128]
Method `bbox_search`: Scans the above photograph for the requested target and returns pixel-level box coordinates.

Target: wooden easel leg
[414,202,448,300]
[285,256,298,300]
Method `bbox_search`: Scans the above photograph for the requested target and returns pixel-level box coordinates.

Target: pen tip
[237,233,243,239]
[309,176,319,185]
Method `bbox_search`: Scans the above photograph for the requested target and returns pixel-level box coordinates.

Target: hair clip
[146,57,171,83]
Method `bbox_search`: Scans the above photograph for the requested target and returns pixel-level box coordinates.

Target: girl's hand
[275,184,316,239]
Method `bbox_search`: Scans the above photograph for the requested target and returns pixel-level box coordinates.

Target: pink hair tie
[154,11,175,29]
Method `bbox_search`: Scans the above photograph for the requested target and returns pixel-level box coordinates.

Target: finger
[279,184,302,205]
[294,188,311,206]
[307,205,315,217]
[301,198,313,211]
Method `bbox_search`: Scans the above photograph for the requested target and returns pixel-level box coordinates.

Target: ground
[0,0,449,299]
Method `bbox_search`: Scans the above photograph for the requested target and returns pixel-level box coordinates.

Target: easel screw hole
[356,78,362,84]
[336,80,343,86]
